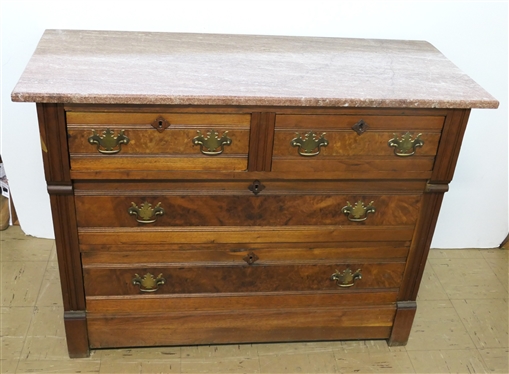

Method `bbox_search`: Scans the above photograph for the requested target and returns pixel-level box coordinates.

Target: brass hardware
[128,201,164,223]
[151,116,171,133]
[330,268,362,288]
[388,132,424,157]
[352,119,369,135]
[248,180,265,195]
[40,136,48,153]
[243,251,259,265]
[192,130,232,155]
[342,201,375,222]
[88,129,129,154]
[132,273,165,292]
[290,131,329,156]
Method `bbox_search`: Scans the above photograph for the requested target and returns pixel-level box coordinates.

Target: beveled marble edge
[11,30,499,109]
[10,91,499,108]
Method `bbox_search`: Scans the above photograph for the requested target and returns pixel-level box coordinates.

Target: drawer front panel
[67,112,250,171]
[74,193,422,228]
[273,114,443,172]
[83,261,405,296]
[87,306,395,348]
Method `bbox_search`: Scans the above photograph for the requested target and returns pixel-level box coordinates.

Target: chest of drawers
[12,30,498,357]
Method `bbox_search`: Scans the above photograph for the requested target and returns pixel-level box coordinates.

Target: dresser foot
[387,301,417,346]
[64,311,90,358]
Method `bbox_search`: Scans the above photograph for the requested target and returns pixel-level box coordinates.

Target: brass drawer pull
[342,201,375,222]
[132,273,165,292]
[192,129,232,155]
[88,129,129,154]
[388,132,424,157]
[290,131,328,157]
[128,201,164,223]
[331,268,362,288]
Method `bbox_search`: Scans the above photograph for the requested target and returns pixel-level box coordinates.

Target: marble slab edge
[10,92,499,109]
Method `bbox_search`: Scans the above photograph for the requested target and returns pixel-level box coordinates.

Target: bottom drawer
[87,305,396,348]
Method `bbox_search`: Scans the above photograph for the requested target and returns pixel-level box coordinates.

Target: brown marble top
[12,30,498,108]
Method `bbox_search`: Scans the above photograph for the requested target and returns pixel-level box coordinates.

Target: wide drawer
[66,112,250,171]
[272,114,444,173]
[74,180,423,228]
[82,257,405,296]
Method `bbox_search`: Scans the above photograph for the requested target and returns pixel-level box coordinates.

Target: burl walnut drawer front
[74,180,423,244]
[74,191,422,228]
[66,112,250,171]
[272,114,444,172]
[82,260,405,296]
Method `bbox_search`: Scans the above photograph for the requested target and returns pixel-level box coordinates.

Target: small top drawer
[272,114,444,174]
[66,112,250,172]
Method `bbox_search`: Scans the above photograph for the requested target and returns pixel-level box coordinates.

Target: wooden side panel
[398,184,448,301]
[431,109,471,183]
[37,104,89,358]
[87,306,395,348]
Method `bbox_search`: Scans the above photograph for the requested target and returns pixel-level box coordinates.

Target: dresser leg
[387,301,417,346]
[64,311,90,358]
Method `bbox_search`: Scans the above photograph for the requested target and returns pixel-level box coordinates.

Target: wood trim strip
[63,103,451,117]
[248,112,275,171]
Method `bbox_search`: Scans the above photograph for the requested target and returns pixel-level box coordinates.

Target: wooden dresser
[12,30,498,358]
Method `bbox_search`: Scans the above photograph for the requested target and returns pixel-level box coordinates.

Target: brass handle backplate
[128,201,164,223]
[132,272,165,292]
[342,201,375,222]
[388,132,424,157]
[88,129,129,154]
[290,131,329,157]
[192,129,232,155]
[330,268,362,288]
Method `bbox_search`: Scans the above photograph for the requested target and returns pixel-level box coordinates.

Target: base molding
[387,301,417,346]
[64,310,90,358]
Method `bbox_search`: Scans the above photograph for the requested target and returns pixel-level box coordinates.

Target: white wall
[1,0,507,247]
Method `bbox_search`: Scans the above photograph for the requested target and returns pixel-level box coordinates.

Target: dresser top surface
[11,29,498,109]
